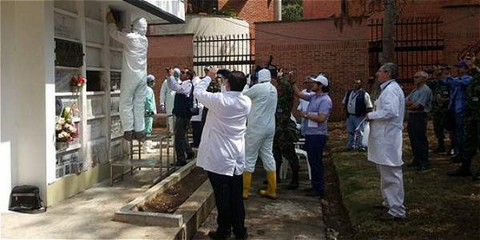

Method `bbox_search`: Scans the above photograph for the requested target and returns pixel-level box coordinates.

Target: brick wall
[147,34,194,126]
[255,19,370,121]
[441,5,480,65]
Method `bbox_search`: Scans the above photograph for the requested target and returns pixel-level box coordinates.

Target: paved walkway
[1,161,326,239]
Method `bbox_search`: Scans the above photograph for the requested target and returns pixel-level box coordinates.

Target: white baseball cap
[308,74,328,86]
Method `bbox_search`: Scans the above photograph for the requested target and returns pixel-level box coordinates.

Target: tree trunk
[382,0,396,63]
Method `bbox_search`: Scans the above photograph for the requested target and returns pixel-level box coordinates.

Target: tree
[282,3,303,22]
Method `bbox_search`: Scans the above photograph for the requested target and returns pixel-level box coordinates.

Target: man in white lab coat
[194,67,251,240]
[366,62,407,221]
[107,12,148,141]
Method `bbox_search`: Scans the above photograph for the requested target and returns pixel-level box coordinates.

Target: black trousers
[174,116,193,162]
[407,112,429,168]
[207,171,247,238]
[191,121,204,147]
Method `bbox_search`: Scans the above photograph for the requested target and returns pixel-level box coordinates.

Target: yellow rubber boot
[260,171,277,199]
[243,172,252,199]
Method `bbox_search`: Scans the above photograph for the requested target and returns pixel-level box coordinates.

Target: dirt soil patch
[139,167,208,213]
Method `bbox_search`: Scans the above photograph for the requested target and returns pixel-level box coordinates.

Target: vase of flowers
[70,75,87,92]
[55,107,78,151]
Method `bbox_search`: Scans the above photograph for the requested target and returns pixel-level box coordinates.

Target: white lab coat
[159,78,179,133]
[108,23,148,132]
[194,76,252,176]
[190,76,204,122]
[367,80,405,166]
[243,81,278,172]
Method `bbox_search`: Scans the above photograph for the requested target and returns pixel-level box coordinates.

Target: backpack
[9,185,46,213]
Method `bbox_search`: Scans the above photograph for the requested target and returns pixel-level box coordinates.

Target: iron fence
[369,17,444,85]
[193,34,255,75]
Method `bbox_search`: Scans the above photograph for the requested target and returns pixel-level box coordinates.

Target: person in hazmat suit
[107,11,148,141]
[242,69,278,200]
[144,74,157,153]
[160,68,181,134]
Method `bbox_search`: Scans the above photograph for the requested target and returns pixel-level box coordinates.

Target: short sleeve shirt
[303,93,332,135]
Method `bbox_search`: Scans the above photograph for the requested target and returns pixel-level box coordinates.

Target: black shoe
[450,155,462,163]
[406,162,419,168]
[433,146,446,153]
[447,168,471,177]
[186,152,195,160]
[135,131,146,142]
[416,166,431,172]
[379,212,406,221]
[208,231,231,240]
[123,130,134,141]
[174,161,187,167]
[234,229,248,240]
[286,182,299,190]
[303,187,313,192]
[305,190,323,197]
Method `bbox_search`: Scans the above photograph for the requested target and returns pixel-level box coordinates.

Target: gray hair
[381,62,399,79]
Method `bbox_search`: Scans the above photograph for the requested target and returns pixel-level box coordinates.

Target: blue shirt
[303,93,332,136]
[441,75,472,113]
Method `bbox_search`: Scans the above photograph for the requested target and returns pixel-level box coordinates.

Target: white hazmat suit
[108,17,148,139]
[243,69,278,172]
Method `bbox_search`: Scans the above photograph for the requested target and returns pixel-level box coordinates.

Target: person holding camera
[166,68,196,166]
[290,73,332,199]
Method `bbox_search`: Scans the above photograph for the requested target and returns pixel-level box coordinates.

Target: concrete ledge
[113,160,215,239]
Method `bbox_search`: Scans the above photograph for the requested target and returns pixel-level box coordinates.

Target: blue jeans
[305,134,327,197]
[346,115,365,149]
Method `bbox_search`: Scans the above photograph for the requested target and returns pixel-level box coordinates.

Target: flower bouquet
[70,75,87,92]
[55,107,78,150]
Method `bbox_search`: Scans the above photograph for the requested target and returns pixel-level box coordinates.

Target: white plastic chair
[279,148,311,180]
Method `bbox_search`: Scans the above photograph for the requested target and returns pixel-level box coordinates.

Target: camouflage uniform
[273,76,300,188]
[461,68,480,174]
[427,80,452,152]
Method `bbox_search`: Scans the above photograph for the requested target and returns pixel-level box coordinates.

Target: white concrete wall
[0,1,55,211]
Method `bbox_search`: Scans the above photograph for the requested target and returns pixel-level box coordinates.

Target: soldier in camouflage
[271,68,301,189]
[451,53,480,179]
[427,66,454,153]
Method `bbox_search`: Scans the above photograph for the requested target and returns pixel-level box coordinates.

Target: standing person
[366,63,406,221]
[427,65,453,154]
[405,71,433,171]
[290,73,332,198]
[242,69,278,200]
[442,61,473,172]
[190,71,204,148]
[450,54,480,178]
[159,68,181,134]
[194,67,251,240]
[342,79,373,151]
[297,77,314,136]
[271,68,301,190]
[144,74,157,153]
[167,68,195,166]
[107,12,148,141]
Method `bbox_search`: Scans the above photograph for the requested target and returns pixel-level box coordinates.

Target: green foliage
[282,3,303,22]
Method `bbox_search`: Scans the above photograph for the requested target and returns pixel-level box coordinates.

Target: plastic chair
[279,148,311,180]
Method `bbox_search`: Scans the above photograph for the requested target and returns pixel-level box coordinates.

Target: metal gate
[369,17,444,85]
[193,34,255,76]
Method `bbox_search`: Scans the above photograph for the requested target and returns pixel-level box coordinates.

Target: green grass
[328,124,480,240]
